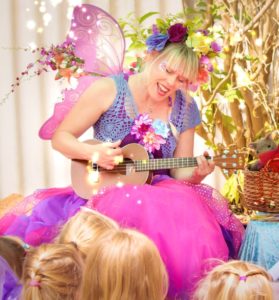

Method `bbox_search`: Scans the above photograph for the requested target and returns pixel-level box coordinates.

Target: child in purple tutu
[0,4,244,299]
[21,243,83,300]
[192,260,273,300]
[81,228,168,300]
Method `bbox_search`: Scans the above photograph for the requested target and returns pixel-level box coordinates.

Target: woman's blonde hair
[0,236,27,278]
[192,260,273,300]
[144,43,199,84]
[22,243,83,300]
[56,208,119,258]
[81,228,169,300]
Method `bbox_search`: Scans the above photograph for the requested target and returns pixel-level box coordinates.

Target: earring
[168,96,172,107]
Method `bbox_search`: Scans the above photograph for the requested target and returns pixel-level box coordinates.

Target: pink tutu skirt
[86,177,244,298]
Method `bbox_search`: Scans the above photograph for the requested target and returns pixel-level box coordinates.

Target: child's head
[56,208,119,258]
[193,260,273,300]
[22,243,83,300]
[0,235,29,278]
[81,228,168,300]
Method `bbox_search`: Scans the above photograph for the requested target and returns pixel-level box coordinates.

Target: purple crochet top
[93,73,201,159]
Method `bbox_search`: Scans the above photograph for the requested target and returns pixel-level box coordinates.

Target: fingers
[196,155,215,176]
[107,139,122,148]
[94,140,123,170]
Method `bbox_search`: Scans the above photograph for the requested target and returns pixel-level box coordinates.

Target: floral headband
[145,22,222,91]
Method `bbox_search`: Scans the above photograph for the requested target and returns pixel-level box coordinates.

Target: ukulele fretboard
[134,157,202,171]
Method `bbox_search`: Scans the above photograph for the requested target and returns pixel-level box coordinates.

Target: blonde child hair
[0,235,29,278]
[81,228,169,300]
[56,208,119,258]
[192,260,273,300]
[22,243,83,300]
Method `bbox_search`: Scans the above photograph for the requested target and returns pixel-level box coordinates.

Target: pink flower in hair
[211,41,222,53]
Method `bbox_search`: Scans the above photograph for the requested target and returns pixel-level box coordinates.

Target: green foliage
[221,171,244,206]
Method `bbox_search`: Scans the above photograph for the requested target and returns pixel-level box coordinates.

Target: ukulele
[71,140,246,199]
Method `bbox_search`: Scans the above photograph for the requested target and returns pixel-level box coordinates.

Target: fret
[135,157,198,172]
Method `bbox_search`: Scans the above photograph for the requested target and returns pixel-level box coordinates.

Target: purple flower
[199,55,213,72]
[167,23,188,43]
[152,24,160,34]
[197,29,209,36]
[146,33,169,52]
[211,41,222,53]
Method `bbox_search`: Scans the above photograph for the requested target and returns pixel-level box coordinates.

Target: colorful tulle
[0,187,86,246]
[86,177,244,298]
[0,179,244,299]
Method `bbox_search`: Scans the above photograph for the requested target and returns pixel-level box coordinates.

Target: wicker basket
[242,163,279,213]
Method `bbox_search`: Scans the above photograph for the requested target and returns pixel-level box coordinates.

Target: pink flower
[211,41,222,53]
[131,114,153,139]
[131,113,167,153]
[199,55,213,72]
[142,130,166,153]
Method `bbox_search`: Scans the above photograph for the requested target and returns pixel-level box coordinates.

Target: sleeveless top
[93,74,201,158]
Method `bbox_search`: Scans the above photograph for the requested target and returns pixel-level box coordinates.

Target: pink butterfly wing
[39,4,125,140]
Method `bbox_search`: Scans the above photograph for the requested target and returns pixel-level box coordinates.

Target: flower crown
[145,22,222,90]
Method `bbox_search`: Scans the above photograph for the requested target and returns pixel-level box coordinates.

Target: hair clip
[23,243,30,250]
[239,275,247,281]
[29,279,41,287]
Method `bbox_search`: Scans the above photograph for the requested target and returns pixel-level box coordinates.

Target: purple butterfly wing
[39,4,125,140]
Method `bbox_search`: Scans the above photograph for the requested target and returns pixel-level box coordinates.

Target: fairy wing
[39,4,125,139]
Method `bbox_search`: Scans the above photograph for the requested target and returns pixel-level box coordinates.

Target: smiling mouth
[157,83,170,95]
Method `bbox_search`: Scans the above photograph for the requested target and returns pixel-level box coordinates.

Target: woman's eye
[166,68,171,73]
[178,78,185,83]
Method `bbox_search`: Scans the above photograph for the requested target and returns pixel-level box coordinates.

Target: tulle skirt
[0,177,244,299]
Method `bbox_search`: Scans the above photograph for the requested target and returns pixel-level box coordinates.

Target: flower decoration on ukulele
[131,114,169,153]
[146,21,222,91]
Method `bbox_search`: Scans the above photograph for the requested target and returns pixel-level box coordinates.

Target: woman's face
[144,58,187,102]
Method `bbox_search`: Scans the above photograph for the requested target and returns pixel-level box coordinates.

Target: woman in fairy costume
[0,4,244,299]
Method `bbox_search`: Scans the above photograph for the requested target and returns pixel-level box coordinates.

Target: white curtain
[0,0,223,198]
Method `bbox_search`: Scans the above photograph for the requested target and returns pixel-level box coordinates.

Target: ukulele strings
[90,157,239,173]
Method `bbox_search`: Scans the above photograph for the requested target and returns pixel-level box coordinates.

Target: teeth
[158,83,169,93]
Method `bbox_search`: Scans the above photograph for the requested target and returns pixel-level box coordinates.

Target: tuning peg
[223,169,229,174]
